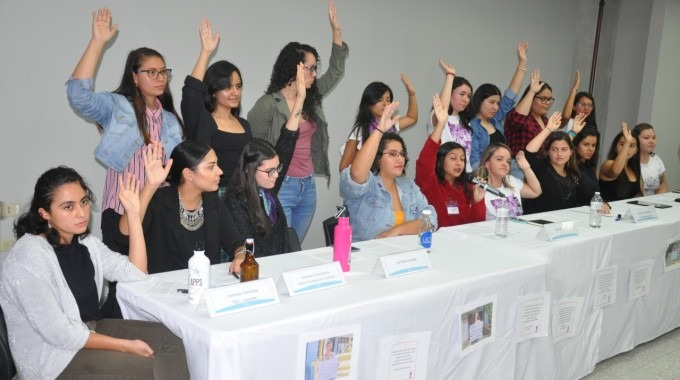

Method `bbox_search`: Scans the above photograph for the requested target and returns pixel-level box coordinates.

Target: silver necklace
[178,192,204,231]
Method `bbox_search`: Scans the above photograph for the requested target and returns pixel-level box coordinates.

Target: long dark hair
[203,60,242,116]
[112,47,185,143]
[350,82,393,144]
[167,140,212,186]
[266,42,322,124]
[448,76,473,128]
[14,166,95,247]
[435,142,472,200]
[227,139,278,236]
[371,133,409,176]
[544,131,580,176]
[573,128,600,170]
[471,83,501,126]
[606,131,642,199]
[573,92,597,130]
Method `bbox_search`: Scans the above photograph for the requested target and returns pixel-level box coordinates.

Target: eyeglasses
[256,163,283,178]
[136,68,172,79]
[576,102,593,108]
[381,150,407,159]
[534,96,555,104]
[303,65,318,74]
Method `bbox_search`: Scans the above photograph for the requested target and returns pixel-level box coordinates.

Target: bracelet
[518,66,526,71]
[408,93,416,96]
[445,72,455,76]
[375,128,384,134]
[567,130,577,138]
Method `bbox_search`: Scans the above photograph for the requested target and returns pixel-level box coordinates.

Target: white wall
[1,0,671,253]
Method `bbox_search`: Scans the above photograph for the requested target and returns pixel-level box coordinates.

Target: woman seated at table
[340,101,436,242]
[572,126,601,195]
[521,112,595,214]
[474,143,541,220]
[416,94,485,227]
[0,167,188,379]
[117,141,243,273]
[599,122,642,201]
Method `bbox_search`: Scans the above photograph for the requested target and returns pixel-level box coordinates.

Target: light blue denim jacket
[469,88,517,169]
[66,77,183,172]
[340,167,437,242]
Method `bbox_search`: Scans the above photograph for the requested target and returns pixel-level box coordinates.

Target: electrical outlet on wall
[0,202,20,218]
[0,238,16,252]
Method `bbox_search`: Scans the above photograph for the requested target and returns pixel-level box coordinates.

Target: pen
[232,272,240,280]
[177,288,188,294]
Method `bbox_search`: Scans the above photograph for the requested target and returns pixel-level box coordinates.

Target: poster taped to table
[628,260,653,300]
[664,240,680,272]
[594,266,618,308]
[535,220,579,241]
[516,292,550,342]
[376,331,431,380]
[204,277,280,317]
[279,261,346,296]
[552,297,584,343]
[297,324,361,380]
[372,249,432,278]
[456,295,497,357]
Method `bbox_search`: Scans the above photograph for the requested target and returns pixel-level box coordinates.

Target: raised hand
[378,101,400,132]
[199,18,219,54]
[328,0,341,33]
[432,94,448,126]
[118,172,141,216]
[572,112,587,134]
[91,7,118,44]
[529,69,543,93]
[621,122,633,143]
[546,111,562,132]
[516,150,531,170]
[571,70,581,91]
[439,59,456,76]
[401,74,415,95]
[142,142,172,188]
[295,62,306,101]
[517,41,528,64]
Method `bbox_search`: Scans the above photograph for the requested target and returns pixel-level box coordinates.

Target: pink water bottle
[333,212,352,272]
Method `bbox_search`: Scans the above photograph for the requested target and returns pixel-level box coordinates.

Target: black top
[521,150,593,214]
[115,185,243,274]
[599,172,640,201]
[489,129,505,144]
[55,239,101,322]
[579,165,601,196]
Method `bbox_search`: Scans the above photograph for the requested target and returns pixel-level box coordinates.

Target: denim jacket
[469,88,517,168]
[66,77,183,172]
[340,167,437,242]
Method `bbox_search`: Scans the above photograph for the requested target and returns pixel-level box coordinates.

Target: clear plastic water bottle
[418,210,434,253]
[495,197,509,238]
[589,192,603,228]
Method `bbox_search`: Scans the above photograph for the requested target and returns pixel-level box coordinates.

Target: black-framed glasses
[534,96,555,104]
[381,150,407,159]
[303,65,318,74]
[257,163,283,178]
[136,68,172,79]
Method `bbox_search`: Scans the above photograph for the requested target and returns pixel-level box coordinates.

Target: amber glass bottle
[240,238,259,282]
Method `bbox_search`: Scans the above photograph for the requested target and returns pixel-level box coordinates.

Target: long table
[117,193,680,379]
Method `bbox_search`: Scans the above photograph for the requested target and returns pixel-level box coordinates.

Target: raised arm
[349,101,400,184]
[433,59,456,126]
[329,0,343,46]
[561,70,580,125]
[516,150,542,198]
[285,63,306,133]
[190,18,219,81]
[600,122,633,180]
[72,8,118,79]
[429,93,449,144]
[398,74,418,131]
[117,174,147,273]
[507,41,528,95]
[526,111,561,153]
[514,69,542,116]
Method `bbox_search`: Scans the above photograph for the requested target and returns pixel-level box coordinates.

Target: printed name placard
[280,262,346,296]
[375,249,431,278]
[204,277,280,317]
[536,221,579,241]
[625,207,658,223]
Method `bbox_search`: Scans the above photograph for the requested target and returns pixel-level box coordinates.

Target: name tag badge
[446,200,460,215]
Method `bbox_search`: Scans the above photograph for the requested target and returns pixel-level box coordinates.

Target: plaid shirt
[504,108,548,157]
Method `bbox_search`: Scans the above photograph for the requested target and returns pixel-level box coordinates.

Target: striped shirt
[102,100,164,214]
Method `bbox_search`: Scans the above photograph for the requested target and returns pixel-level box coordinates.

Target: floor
[583,327,680,379]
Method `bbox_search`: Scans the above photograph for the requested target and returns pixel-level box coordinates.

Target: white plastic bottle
[188,241,210,304]
[418,210,434,253]
[589,192,603,228]
[495,197,509,238]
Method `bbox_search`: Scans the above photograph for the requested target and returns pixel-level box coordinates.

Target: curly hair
[266,42,322,123]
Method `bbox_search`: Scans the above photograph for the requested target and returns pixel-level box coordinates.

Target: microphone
[465,173,506,198]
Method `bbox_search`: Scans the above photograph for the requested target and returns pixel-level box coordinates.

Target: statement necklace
[179,192,204,231]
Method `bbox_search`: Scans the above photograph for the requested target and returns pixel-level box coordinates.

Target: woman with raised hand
[416,94,485,227]
[599,123,641,201]
[340,102,436,242]
[338,74,418,172]
[475,144,541,220]
[248,0,349,243]
[632,123,669,195]
[559,71,598,132]
[226,64,306,269]
[504,69,553,179]
[468,42,529,169]
[181,18,251,196]
[66,8,184,253]
[521,112,595,214]
[0,167,188,379]
[117,141,243,274]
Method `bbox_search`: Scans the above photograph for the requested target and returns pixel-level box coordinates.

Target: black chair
[286,227,302,252]
[0,305,16,380]
[322,216,338,247]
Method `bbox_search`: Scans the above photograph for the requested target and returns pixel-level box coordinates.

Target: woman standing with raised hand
[248,0,349,243]
[632,123,669,195]
[599,123,641,201]
[338,75,418,172]
[340,102,436,242]
[416,94,485,227]
[181,18,251,196]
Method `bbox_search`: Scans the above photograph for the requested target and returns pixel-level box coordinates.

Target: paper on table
[376,331,431,380]
[552,297,583,343]
[629,260,653,300]
[141,278,187,295]
[516,292,550,342]
[594,267,617,308]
